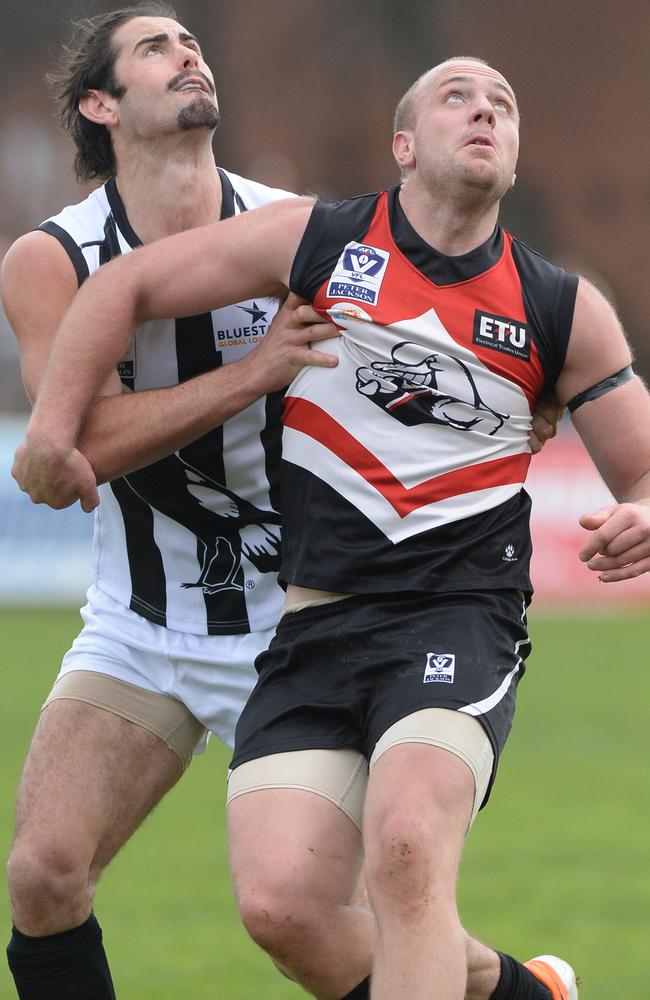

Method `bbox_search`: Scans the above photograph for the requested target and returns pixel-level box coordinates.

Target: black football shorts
[231,589,531,804]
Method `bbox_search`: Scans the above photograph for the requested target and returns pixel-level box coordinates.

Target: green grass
[1,608,649,998]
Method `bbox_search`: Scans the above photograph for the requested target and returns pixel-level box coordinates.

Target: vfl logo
[356,341,509,435]
[327,242,390,307]
[473,310,531,361]
[424,653,455,684]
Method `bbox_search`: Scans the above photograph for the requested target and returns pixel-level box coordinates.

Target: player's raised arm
[13,197,326,510]
[33,196,313,436]
[555,278,650,581]
[2,230,123,511]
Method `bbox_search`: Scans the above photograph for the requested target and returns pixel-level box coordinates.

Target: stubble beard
[177,96,221,132]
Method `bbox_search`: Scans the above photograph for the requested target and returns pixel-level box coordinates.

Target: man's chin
[177,97,220,132]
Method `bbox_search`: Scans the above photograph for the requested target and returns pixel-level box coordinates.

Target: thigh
[46,670,205,769]
[228,750,365,906]
[228,747,367,830]
[370,707,494,825]
[364,742,475,880]
[15,697,184,873]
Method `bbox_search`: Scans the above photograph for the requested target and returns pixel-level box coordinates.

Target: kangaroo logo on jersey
[473,310,531,361]
[327,242,390,306]
[356,341,509,435]
[424,653,455,684]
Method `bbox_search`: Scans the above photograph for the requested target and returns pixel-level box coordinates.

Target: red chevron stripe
[283,397,530,518]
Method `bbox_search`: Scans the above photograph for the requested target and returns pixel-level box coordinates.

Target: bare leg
[228,788,374,1000]
[364,744,475,1000]
[7,698,185,935]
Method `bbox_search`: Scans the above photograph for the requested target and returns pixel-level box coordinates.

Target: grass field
[1,607,648,999]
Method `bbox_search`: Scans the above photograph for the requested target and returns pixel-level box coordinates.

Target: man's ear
[78,90,119,128]
[392,130,416,173]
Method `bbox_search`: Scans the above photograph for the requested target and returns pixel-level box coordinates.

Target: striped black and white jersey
[40,169,294,635]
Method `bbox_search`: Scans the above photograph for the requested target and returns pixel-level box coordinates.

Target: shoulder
[39,183,111,243]
[300,189,383,247]
[508,234,578,288]
[220,168,299,209]
[571,276,628,345]
[1,229,79,298]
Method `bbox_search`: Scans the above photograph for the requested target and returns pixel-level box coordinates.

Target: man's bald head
[393,57,517,135]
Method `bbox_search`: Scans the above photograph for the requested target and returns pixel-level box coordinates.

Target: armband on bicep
[566,365,635,414]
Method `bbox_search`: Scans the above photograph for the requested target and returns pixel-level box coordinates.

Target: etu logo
[473,309,531,361]
[423,652,455,684]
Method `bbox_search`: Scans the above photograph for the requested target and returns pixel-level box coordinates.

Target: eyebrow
[438,74,517,104]
[133,31,200,53]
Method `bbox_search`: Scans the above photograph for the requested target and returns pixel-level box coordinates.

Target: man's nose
[180,46,200,70]
[472,98,495,127]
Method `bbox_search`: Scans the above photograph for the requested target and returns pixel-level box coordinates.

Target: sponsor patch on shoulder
[424,652,455,684]
[473,309,531,361]
[326,242,390,306]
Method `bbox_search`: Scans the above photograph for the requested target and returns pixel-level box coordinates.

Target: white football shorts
[51,584,274,755]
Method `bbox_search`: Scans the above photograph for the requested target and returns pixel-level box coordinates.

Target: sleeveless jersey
[286,186,579,594]
[40,169,295,635]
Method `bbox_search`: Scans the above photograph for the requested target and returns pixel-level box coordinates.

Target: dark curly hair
[47,3,178,182]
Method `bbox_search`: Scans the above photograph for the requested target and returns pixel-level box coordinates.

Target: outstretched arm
[555,278,650,581]
[10,197,327,510]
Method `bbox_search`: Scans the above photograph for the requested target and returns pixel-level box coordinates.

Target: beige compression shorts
[44,671,206,770]
[227,707,494,831]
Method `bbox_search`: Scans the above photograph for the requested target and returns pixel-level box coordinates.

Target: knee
[7,836,91,925]
[236,872,323,962]
[366,808,457,914]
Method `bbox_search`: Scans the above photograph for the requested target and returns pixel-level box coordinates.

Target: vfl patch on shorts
[423,653,455,684]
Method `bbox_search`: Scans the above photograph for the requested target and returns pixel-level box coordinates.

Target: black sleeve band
[37,221,90,287]
[567,365,635,413]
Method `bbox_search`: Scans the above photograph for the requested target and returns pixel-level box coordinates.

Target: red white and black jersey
[285,186,578,594]
[39,169,294,635]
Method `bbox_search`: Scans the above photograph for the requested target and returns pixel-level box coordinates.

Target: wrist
[227,354,271,406]
[25,419,76,455]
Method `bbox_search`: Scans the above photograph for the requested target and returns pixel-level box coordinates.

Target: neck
[398,176,500,256]
[111,131,223,243]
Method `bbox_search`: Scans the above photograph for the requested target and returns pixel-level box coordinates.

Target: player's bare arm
[555,278,650,581]
[12,198,330,510]
[2,231,119,511]
[76,293,333,485]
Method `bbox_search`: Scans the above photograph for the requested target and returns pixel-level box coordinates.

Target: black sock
[7,914,116,1000]
[340,978,370,1000]
[490,952,552,999]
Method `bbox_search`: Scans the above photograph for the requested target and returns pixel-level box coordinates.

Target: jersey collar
[389,185,503,286]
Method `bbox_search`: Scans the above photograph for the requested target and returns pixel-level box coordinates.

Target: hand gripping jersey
[285,186,578,594]
[40,169,294,635]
